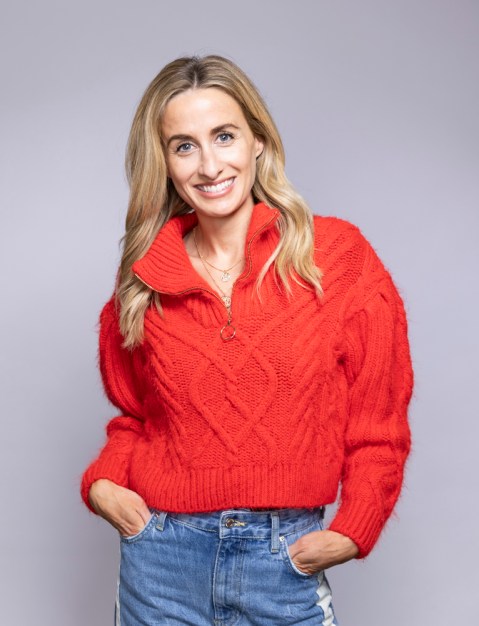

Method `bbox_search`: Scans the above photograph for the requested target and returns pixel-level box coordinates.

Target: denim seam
[168,517,219,533]
[280,519,318,538]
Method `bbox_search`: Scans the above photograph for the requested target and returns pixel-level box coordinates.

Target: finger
[136,504,152,525]
[116,509,149,537]
[128,492,151,525]
[98,498,145,534]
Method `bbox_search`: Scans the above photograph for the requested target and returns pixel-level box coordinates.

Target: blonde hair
[118,54,322,347]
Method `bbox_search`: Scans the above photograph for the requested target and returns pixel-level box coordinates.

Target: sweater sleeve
[80,298,146,513]
[328,240,413,558]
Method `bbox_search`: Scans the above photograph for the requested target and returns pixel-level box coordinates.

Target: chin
[191,193,253,219]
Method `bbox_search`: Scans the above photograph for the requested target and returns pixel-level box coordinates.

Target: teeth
[198,178,234,193]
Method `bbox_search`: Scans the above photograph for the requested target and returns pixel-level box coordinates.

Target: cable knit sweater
[81,202,413,558]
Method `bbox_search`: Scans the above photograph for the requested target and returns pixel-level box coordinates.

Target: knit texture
[81,202,413,558]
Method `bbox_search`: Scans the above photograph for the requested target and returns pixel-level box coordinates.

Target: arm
[80,298,147,515]
[290,236,413,572]
[327,243,414,558]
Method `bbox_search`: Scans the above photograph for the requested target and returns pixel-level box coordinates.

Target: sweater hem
[128,463,341,514]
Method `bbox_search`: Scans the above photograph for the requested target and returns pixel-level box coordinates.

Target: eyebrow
[165,123,240,148]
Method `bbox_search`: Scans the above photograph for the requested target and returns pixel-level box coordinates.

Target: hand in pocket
[288,529,359,574]
[88,479,152,537]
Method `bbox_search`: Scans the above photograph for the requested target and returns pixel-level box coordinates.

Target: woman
[81,55,413,625]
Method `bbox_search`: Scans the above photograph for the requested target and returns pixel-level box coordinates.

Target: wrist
[332,531,359,559]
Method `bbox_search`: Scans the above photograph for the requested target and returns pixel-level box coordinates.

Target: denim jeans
[116,507,338,625]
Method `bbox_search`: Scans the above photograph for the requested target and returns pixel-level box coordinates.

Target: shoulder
[97,296,127,362]
[99,295,118,325]
[312,214,377,278]
[97,296,125,349]
[98,296,138,362]
[312,214,368,251]
[311,215,402,307]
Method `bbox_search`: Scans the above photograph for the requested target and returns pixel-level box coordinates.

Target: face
[161,88,264,221]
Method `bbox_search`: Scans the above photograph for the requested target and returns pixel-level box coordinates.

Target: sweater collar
[132,202,280,294]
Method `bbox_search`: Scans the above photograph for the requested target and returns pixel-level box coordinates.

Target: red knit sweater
[81,202,413,558]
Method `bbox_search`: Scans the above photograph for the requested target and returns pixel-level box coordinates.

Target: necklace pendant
[221,271,231,282]
[221,295,232,308]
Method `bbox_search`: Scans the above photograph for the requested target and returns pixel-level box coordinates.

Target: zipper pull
[220,311,236,341]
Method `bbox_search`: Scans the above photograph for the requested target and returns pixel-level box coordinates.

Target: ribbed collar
[132,202,280,294]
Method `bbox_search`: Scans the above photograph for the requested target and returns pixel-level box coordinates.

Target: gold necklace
[193,228,233,309]
[193,227,243,282]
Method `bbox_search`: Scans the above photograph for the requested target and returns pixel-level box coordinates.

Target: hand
[88,479,151,537]
[287,529,359,575]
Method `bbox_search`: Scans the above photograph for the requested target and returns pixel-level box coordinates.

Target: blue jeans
[116,507,338,625]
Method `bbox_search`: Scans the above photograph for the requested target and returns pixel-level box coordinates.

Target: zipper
[134,212,277,342]
[229,213,277,311]
[219,213,276,341]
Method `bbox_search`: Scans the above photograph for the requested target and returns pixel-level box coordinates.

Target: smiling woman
[161,88,264,313]
[162,88,263,222]
[81,55,413,626]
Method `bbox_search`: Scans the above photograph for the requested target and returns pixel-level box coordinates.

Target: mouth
[195,177,235,194]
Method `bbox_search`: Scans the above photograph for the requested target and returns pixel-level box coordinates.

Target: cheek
[167,158,196,186]
[232,145,259,175]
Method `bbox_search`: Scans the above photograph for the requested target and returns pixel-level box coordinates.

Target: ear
[254,137,264,159]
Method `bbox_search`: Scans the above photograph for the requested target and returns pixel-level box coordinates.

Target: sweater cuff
[327,499,385,559]
[80,454,131,514]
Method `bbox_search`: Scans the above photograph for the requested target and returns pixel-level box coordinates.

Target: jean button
[225,517,235,528]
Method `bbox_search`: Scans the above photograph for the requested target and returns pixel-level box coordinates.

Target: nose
[198,146,222,180]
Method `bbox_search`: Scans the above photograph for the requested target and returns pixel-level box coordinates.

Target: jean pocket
[120,513,156,544]
[279,535,316,578]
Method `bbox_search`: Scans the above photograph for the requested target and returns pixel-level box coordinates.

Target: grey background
[1,0,477,624]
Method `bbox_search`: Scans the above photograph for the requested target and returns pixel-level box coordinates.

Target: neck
[191,205,253,264]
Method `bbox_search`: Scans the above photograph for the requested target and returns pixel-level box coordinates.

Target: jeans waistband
[152,507,325,554]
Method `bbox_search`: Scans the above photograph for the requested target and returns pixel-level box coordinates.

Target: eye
[176,142,194,153]
[217,132,234,144]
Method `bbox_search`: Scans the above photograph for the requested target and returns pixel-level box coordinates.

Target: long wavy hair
[118,54,322,347]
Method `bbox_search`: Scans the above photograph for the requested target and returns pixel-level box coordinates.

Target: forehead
[161,88,247,134]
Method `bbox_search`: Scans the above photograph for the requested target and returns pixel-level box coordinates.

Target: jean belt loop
[155,511,168,531]
[270,511,280,553]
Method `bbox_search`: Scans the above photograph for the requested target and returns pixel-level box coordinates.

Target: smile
[196,178,235,193]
